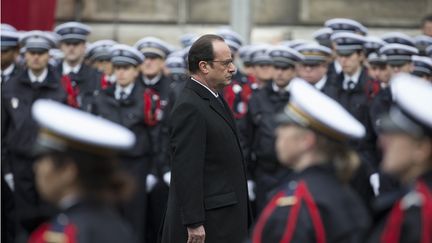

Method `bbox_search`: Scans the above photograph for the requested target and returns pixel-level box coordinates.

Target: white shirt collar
[62,62,81,75]
[343,67,362,90]
[272,82,291,93]
[314,75,328,90]
[1,63,15,76]
[334,60,342,74]
[191,77,219,98]
[143,73,162,86]
[28,68,48,83]
[107,74,116,84]
[115,82,135,100]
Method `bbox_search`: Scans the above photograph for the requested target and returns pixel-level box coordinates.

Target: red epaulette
[252,181,326,243]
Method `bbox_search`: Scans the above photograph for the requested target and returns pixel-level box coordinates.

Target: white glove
[370,173,380,196]
[247,180,256,201]
[4,173,14,191]
[146,174,158,193]
[163,172,171,186]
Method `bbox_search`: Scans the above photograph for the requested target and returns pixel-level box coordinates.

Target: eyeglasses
[208,59,234,68]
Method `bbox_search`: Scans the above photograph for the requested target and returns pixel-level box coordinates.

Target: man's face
[297,63,328,85]
[422,21,432,37]
[140,56,165,78]
[25,51,49,71]
[272,65,296,87]
[114,65,139,87]
[60,41,86,63]
[275,125,309,167]
[206,40,236,90]
[93,60,113,75]
[337,51,363,76]
[253,64,273,82]
[1,48,18,69]
[389,62,414,75]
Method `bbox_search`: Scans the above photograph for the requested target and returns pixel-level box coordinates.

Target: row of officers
[1,17,432,243]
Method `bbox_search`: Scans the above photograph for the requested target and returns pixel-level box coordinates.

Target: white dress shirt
[191,77,219,98]
[314,75,328,90]
[143,73,162,86]
[62,62,81,75]
[343,67,362,90]
[28,68,48,83]
[115,82,135,100]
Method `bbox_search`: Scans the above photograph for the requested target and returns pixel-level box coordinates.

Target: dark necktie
[120,90,127,100]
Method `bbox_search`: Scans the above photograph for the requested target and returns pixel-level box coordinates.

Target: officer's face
[25,51,49,71]
[422,21,432,37]
[297,63,328,85]
[114,65,139,87]
[1,48,18,69]
[379,133,432,183]
[205,40,236,90]
[377,64,392,85]
[272,65,296,88]
[367,64,381,80]
[140,56,165,78]
[389,62,414,75]
[93,60,113,75]
[276,125,311,168]
[34,155,77,204]
[253,64,273,83]
[337,51,363,76]
[60,41,86,63]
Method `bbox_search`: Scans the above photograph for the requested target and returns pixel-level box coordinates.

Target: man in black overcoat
[161,34,251,243]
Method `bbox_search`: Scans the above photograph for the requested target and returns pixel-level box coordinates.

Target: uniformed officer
[54,21,102,111]
[252,79,370,243]
[134,36,175,242]
[330,31,378,206]
[91,44,153,243]
[1,28,21,84]
[363,37,387,101]
[249,45,274,89]
[368,74,432,243]
[411,55,432,81]
[295,43,339,98]
[85,39,117,89]
[368,53,392,135]
[241,46,303,213]
[28,99,138,243]
[0,23,22,243]
[1,30,67,237]
[325,18,368,79]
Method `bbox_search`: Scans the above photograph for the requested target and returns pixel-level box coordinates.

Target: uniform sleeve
[169,102,206,226]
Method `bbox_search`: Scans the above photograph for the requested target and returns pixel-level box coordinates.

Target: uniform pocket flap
[204,191,238,210]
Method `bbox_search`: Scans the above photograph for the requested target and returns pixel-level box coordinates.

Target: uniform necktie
[120,90,127,100]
